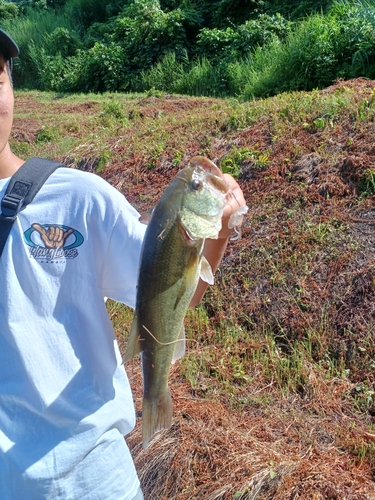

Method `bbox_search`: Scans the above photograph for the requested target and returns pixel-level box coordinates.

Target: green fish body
[124,158,228,448]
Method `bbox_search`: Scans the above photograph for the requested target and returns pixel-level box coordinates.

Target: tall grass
[137,52,186,93]
[3,10,74,89]
[174,58,228,97]
[137,0,375,99]
[242,0,375,99]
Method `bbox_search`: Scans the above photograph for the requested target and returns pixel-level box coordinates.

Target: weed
[35,124,59,143]
[96,149,112,172]
[147,143,165,169]
[99,99,128,127]
[357,88,375,121]
[172,150,184,166]
[220,146,270,178]
[352,382,375,413]
[358,168,375,197]
[146,87,164,98]
[313,117,326,129]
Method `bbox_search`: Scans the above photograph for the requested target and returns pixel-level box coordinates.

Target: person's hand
[219,174,247,240]
[32,224,74,249]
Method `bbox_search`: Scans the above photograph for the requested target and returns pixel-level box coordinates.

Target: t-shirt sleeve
[101,197,146,308]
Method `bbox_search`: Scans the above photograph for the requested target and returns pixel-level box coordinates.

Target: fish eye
[191,179,202,191]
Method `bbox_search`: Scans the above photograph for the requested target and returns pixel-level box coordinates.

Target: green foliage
[35,124,59,142]
[139,51,231,97]
[330,0,375,79]
[138,51,186,92]
[196,14,292,62]
[63,0,125,30]
[242,0,375,99]
[7,0,375,96]
[76,42,129,93]
[0,0,18,20]
[240,15,340,98]
[96,149,111,172]
[42,27,81,57]
[211,0,260,27]
[263,0,332,20]
[2,9,75,88]
[98,99,128,127]
[358,169,375,197]
[57,0,202,92]
[113,1,198,69]
[174,57,228,97]
[46,0,68,8]
[220,147,270,178]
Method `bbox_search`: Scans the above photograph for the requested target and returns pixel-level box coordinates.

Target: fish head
[176,157,229,240]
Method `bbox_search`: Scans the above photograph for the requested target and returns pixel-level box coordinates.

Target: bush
[0,0,18,20]
[76,42,129,92]
[42,27,81,57]
[63,0,124,30]
[330,0,375,79]
[110,1,196,70]
[196,14,292,62]
[241,0,375,99]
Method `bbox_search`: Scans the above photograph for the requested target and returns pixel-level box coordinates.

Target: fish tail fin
[142,388,173,449]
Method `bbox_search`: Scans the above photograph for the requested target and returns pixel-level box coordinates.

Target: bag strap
[0,157,66,257]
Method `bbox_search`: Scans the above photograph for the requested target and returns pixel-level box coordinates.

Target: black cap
[0,29,19,61]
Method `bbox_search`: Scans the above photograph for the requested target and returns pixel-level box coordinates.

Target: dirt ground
[12,79,375,499]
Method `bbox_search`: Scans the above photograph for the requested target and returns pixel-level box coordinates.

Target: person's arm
[190,174,247,307]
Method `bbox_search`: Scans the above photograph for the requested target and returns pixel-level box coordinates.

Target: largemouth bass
[124,156,229,448]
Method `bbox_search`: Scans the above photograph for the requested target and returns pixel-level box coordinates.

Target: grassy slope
[12,80,375,499]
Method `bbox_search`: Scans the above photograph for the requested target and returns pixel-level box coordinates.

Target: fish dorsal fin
[123,313,143,362]
[172,324,186,363]
[199,255,214,285]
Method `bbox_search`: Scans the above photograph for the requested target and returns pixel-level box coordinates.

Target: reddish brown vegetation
[13,80,375,498]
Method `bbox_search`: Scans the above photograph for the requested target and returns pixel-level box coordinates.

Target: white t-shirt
[0,166,146,499]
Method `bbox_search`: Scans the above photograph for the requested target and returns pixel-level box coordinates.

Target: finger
[55,228,64,242]
[48,226,55,242]
[62,228,74,241]
[222,176,246,217]
[52,226,61,242]
[31,223,47,236]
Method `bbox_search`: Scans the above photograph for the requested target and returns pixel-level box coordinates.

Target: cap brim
[0,29,19,60]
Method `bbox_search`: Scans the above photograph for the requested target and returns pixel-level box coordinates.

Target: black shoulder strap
[0,157,66,257]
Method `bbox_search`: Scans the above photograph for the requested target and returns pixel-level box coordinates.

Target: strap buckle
[1,193,24,218]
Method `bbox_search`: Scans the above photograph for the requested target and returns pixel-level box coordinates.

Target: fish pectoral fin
[172,324,186,363]
[139,207,154,225]
[123,314,143,362]
[199,255,214,285]
[142,388,173,449]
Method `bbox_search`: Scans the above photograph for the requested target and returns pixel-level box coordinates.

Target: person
[0,29,246,500]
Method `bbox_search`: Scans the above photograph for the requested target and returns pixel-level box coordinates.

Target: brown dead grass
[12,79,375,499]
[126,358,374,499]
